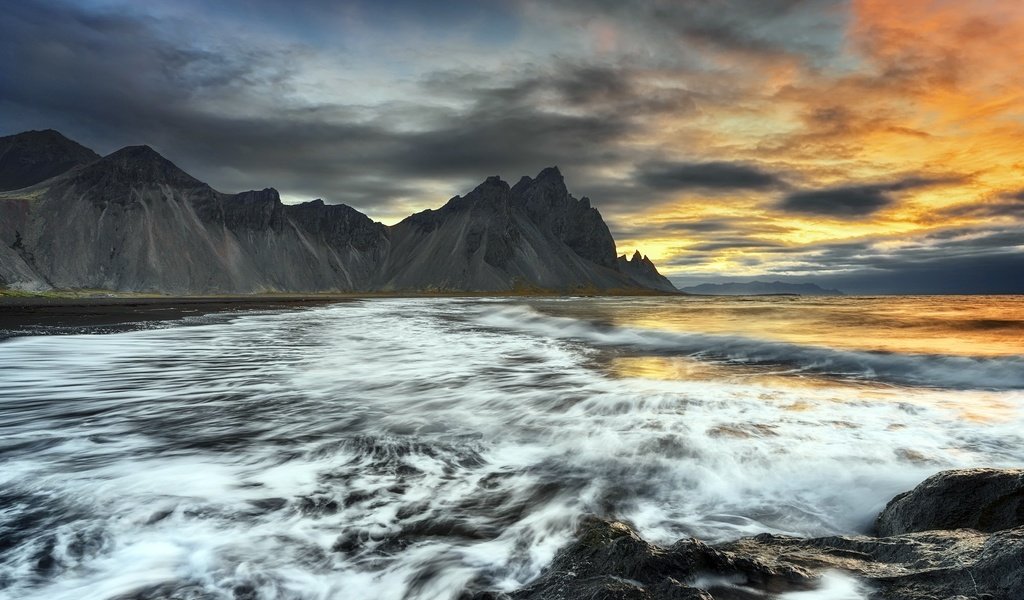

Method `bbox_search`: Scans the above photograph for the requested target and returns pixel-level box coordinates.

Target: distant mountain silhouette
[679,281,844,296]
[0,130,676,294]
[617,250,676,292]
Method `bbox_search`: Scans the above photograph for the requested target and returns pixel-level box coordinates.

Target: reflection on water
[0,296,1021,600]
[532,295,1024,356]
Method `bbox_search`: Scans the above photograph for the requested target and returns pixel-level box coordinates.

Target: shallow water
[0,296,1022,599]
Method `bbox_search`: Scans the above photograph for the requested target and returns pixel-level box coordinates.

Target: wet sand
[0,295,355,338]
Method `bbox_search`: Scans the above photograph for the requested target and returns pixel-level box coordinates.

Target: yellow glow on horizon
[613,0,1024,277]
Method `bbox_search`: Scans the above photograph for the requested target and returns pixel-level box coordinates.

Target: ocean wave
[475,304,1024,390]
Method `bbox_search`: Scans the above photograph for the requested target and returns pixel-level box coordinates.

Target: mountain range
[678,281,844,296]
[0,130,676,295]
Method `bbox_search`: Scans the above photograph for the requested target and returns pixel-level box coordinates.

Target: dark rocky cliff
[512,167,618,270]
[0,129,100,192]
[617,250,677,292]
[380,172,652,292]
[0,130,675,294]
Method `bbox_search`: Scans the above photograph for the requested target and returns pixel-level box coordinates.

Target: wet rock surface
[475,469,1024,600]
[875,468,1024,536]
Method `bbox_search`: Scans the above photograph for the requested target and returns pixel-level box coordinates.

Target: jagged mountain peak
[233,187,282,203]
[430,174,513,217]
[625,250,655,267]
[618,249,677,292]
[515,166,567,198]
[534,165,563,182]
[5,128,73,143]
[0,135,676,294]
[474,175,511,195]
[74,144,205,189]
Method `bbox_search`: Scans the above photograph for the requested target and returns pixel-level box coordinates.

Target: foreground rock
[876,468,1024,536]
[473,468,1024,600]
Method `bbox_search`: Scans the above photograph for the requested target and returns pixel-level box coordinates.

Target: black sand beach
[0,295,352,338]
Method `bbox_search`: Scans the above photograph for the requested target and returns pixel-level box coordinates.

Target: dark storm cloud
[778,176,963,217]
[939,190,1024,219]
[613,218,792,242]
[635,160,782,191]
[541,0,846,61]
[684,239,786,252]
[0,1,704,213]
[0,0,842,218]
[779,185,894,216]
[672,226,1024,293]
[810,252,1024,295]
[423,64,697,123]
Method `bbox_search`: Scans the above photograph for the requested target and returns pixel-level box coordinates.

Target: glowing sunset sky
[2,0,1022,292]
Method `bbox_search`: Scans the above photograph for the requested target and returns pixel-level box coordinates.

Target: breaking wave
[0,297,1021,599]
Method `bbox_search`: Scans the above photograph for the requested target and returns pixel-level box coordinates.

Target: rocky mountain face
[0,129,100,192]
[0,145,389,293]
[617,250,677,292]
[380,170,646,292]
[0,131,675,294]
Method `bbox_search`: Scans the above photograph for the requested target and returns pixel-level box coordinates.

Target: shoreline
[0,296,357,337]
[0,290,678,337]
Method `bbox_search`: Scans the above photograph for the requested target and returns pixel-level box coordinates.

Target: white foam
[0,297,1020,599]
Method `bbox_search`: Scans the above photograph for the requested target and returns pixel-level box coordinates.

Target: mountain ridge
[678,280,844,296]
[0,129,100,192]
[0,130,676,295]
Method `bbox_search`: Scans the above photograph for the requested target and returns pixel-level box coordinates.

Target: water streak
[0,296,1021,600]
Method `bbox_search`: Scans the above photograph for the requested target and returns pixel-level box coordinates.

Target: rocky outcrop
[0,129,99,191]
[618,250,677,293]
[0,130,674,294]
[1,146,390,293]
[473,469,1024,600]
[512,167,619,270]
[379,173,656,292]
[875,468,1024,536]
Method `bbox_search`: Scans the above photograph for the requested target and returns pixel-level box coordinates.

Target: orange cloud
[622,0,1024,278]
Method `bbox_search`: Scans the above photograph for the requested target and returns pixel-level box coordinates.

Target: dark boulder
[721,526,1024,600]
[478,517,713,599]
[876,468,1024,536]
[475,517,812,600]
[474,469,1024,600]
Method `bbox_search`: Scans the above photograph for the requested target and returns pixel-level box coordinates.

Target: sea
[1,295,1022,599]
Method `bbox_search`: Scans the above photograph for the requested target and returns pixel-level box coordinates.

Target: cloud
[0,0,1021,289]
[778,176,961,217]
[534,0,848,62]
[613,218,792,242]
[939,190,1024,219]
[634,160,782,191]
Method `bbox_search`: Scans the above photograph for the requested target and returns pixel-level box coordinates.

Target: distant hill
[678,281,844,296]
[0,129,99,192]
[0,129,676,295]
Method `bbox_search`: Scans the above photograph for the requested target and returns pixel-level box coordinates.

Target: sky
[1,0,1022,293]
